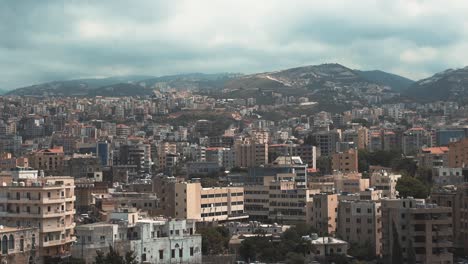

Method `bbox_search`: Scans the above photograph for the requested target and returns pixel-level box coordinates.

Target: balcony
[41,237,76,247]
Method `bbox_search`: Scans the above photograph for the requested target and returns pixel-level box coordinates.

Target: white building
[73,209,202,264]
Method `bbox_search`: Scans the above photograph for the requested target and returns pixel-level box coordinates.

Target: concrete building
[337,200,382,257]
[73,210,202,264]
[268,144,317,169]
[94,191,159,220]
[271,156,308,188]
[0,171,76,263]
[313,129,341,157]
[224,221,290,235]
[27,147,65,176]
[310,236,348,257]
[153,177,246,222]
[234,142,268,168]
[0,226,40,264]
[418,147,449,169]
[402,127,432,155]
[432,167,464,186]
[116,124,131,137]
[243,172,318,223]
[448,138,468,168]
[331,148,358,173]
[370,170,401,199]
[333,172,370,194]
[381,198,453,264]
[307,193,338,236]
[0,153,29,170]
[63,154,102,179]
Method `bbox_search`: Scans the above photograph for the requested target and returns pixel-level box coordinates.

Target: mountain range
[4,64,468,102]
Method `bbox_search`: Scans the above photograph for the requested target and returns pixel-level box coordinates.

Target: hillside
[404,66,468,102]
[355,70,414,92]
[5,73,240,97]
[5,75,154,97]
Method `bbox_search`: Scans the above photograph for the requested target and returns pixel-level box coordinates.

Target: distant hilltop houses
[1,64,468,263]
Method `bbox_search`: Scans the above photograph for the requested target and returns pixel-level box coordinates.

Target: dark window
[159,250,164,260]
[171,249,175,258]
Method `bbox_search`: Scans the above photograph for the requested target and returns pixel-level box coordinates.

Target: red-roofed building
[28,146,65,176]
[418,146,449,169]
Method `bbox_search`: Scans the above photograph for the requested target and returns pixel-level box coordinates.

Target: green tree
[285,252,305,264]
[396,176,429,198]
[198,226,231,255]
[93,246,138,264]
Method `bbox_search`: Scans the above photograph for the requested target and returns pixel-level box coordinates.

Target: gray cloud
[1,0,468,89]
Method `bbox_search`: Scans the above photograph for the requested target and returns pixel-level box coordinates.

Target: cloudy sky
[1,0,468,89]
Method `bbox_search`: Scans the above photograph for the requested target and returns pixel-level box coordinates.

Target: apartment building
[402,127,432,156]
[459,183,468,254]
[27,147,65,176]
[370,170,402,198]
[73,209,202,264]
[268,144,317,169]
[331,148,358,173]
[418,147,449,169]
[0,169,76,263]
[234,141,268,168]
[448,138,468,168]
[333,172,370,194]
[432,167,464,186]
[307,193,338,236]
[337,200,382,257]
[242,169,319,224]
[381,198,453,264]
[312,129,341,157]
[94,191,159,220]
[0,153,28,170]
[153,176,245,222]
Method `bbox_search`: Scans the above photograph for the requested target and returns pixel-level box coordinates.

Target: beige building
[234,141,268,168]
[432,183,468,254]
[337,200,382,257]
[370,170,401,198]
[331,148,358,173]
[311,236,348,257]
[307,193,338,236]
[0,171,76,263]
[448,138,468,167]
[418,147,449,169]
[0,226,40,264]
[0,153,29,170]
[28,147,65,176]
[381,198,453,264]
[244,173,318,224]
[333,172,370,193]
[153,176,246,222]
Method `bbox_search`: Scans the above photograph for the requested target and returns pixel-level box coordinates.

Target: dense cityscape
[0,66,467,264]
[3,1,468,264]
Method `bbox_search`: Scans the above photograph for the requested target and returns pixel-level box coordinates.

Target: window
[141,253,146,261]
[171,249,175,258]
[2,235,7,254]
[47,192,51,198]
[159,250,164,260]
[32,234,36,249]
[190,247,194,256]
[20,236,24,251]
[179,248,183,258]
[8,234,14,250]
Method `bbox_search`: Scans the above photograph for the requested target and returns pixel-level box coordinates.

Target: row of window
[154,247,195,260]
